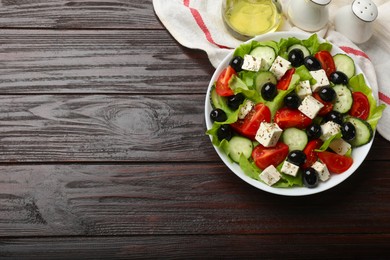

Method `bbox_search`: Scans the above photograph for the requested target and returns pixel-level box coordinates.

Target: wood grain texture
[1,234,389,259]
[0,0,161,29]
[0,162,389,237]
[0,94,218,162]
[0,29,214,94]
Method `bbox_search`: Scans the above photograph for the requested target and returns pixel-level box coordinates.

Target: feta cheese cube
[311,161,330,182]
[281,160,300,177]
[310,69,330,92]
[242,54,263,72]
[320,121,341,141]
[260,165,281,186]
[255,122,283,147]
[296,80,312,99]
[238,100,255,120]
[298,95,324,119]
[329,138,352,155]
[269,56,291,80]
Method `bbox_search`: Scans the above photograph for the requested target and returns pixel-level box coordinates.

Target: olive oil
[222,0,282,40]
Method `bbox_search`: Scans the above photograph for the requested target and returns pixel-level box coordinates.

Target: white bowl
[204,31,374,196]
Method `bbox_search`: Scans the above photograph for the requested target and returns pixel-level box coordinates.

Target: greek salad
[206,34,386,189]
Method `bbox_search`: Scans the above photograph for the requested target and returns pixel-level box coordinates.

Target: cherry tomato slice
[302,139,323,169]
[274,107,312,129]
[318,151,353,173]
[231,103,271,140]
[216,66,236,96]
[276,68,295,90]
[313,92,333,116]
[349,92,370,120]
[252,142,289,170]
[314,50,336,77]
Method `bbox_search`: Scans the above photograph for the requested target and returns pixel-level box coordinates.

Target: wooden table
[0,1,389,258]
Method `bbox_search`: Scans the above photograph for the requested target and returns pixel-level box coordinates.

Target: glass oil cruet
[222,0,283,40]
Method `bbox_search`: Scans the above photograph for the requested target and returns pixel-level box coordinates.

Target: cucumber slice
[345,117,373,147]
[282,128,308,151]
[333,84,353,113]
[255,71,277,94]
[333,54,356,79]
[249,46,276,70]
[287,44,310,57]
[226,136,253,163]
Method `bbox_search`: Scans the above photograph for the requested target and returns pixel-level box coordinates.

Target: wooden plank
[0,94,217,162]
[0,94,388,162]
[0,162,389,237]
[0,0,162,29]
[0,29,215,94]
[1,234,389,259]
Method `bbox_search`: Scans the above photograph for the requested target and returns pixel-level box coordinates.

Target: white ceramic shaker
[334,0,378,44]
[288,0,331,32]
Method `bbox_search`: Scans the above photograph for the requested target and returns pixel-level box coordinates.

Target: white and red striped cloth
[153,0,390,141]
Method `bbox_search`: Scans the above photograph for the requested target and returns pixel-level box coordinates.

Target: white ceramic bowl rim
[205,31,374,196]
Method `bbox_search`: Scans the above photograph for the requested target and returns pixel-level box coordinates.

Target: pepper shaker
[334,0,378,44]
[287,0,331,32]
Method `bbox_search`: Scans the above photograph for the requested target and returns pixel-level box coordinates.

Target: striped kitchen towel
[153,0,389,141]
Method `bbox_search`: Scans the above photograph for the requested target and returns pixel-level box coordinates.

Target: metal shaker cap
[352,0,378,22]
[311,0,331,5]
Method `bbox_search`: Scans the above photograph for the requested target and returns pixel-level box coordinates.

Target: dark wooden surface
[0,1,389,259]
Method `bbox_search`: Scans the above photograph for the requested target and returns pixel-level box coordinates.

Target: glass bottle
[222,0,282,40]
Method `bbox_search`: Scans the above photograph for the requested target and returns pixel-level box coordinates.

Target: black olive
[261,82,278,101]
[324,111,343,125]
[227,93,245,110]
[284,92,301,109]
[341,122,356,141]
[217,124,233,141]
[303,168,319,188]
[330,71,348,85]
[229,56,244,72]
[307,124,322,140]
[304,56,322,71]
[319,86,336,102]
[210,108,227,122]
[288,49,305,67]
[287,150,307,166]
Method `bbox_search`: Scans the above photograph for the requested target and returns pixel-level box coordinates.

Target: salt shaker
[334,0,378,44]
[288,0,331,32]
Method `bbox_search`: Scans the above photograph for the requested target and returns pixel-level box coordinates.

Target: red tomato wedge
[302,139,323,169]
[252,142,289,170]
[274,107,312,129]
[276,68,295,90]
[216,66,236,96]
[314,50,336,77]
[318,151,353,173]
[313,92,333,116]
[231,103,271,140]
[349,91,370,120]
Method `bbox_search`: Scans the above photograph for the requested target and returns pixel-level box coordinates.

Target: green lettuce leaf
[229,75,264,103]
[348,74,386,130]
[302,34,332,55]
[239,155,303,188]
[316,132,342,152]
[239,154,261,180]
[274,162,303,188]
[266,74,300,117]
